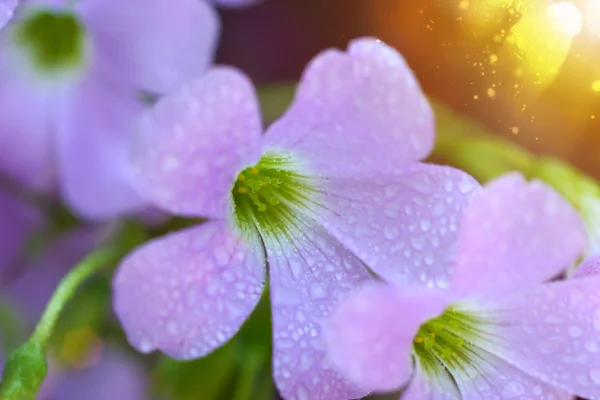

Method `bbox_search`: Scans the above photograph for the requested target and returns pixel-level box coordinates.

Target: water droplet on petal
[385,226,399,240]
[569,326,583,338]
[590,369,600,384]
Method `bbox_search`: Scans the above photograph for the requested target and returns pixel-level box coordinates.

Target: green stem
[0,247,122,400]
[29,248,119,344]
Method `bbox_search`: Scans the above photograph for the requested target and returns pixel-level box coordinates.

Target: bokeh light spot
[60,327,103,369]
[592,80,600,93]
[547,2,583,38]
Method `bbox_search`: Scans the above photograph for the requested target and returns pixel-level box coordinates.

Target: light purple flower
[0,187,43,282]
[0,0,16,29]
[0,0,218,220]
[325,173,590,399]
[0,227,148,400]
[113,37,479,400]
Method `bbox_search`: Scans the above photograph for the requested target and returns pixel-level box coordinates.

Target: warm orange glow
[547,2,583,37]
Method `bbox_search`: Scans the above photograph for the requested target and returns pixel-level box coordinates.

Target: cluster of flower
[1,1,600,400]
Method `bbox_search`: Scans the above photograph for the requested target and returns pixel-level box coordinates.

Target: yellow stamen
[238,187,249,194]
[251,167,259,175]
[237,174,246,182]
[414,337,424,343]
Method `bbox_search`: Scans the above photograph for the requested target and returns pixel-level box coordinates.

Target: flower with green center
[0,0,218,220]
[12,9,86,74]
[112,38,480,400]
[325,173,600,399]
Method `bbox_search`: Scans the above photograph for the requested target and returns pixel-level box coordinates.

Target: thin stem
[29,247,120,344]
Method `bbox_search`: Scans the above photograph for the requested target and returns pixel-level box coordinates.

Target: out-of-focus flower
[0,0,218,220]
[325,173,591,399]
[0,0,16,29]
[0,187,43,282]
[112,37,479,400]
[0,225,149,400]
[0,346,148,400]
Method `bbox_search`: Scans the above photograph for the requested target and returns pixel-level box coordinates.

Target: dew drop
[384,226,399,240]
[458,178,474,194]
[586,340,599,353]
[593,309,600,331]
[590,369,600,384]
[410,236,425,250]
[501,381,524,397]
[568,326,583,338]
[166,320,179,336]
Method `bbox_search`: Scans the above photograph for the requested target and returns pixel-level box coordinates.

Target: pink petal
[452,173,585,299]
[263,37,434,176]
[113,221,265,359]
[130,67,262,218]
[318,164,479,288]
[266,224,373,400]
[57,75,147,220]
[487,277,600,399]
[325,283,448,393]
[78,0,218,94]
[0,0,17,29]
[570,255,600,279]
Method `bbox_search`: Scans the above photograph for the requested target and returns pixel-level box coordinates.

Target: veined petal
[263,37,434,176]
[266,222,373,400]
[453,354,571,400]
[113,221,265,360]
[0,0,17,29]
[325,283,448,393]
[486,277,600,399]
[57,74,147,220]
[402,365,460,400]
[317,164,479,288]
[452,173,585,299]
[130,67,263,219]
[570,255,600,279]
[78,0,218,94]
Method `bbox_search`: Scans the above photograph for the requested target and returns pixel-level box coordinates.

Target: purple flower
[0,0,16,29]
[0,226,149,400]
[113,37,479,399]
[0,0,218,220]
[0,187,43,282]
[325,174,590,399]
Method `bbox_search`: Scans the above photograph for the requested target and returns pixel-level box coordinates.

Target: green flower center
[231,152,318,239]
[13,9,86,73]
[412,306,493,381]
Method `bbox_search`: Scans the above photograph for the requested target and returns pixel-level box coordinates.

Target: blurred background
[217,0,600,177]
